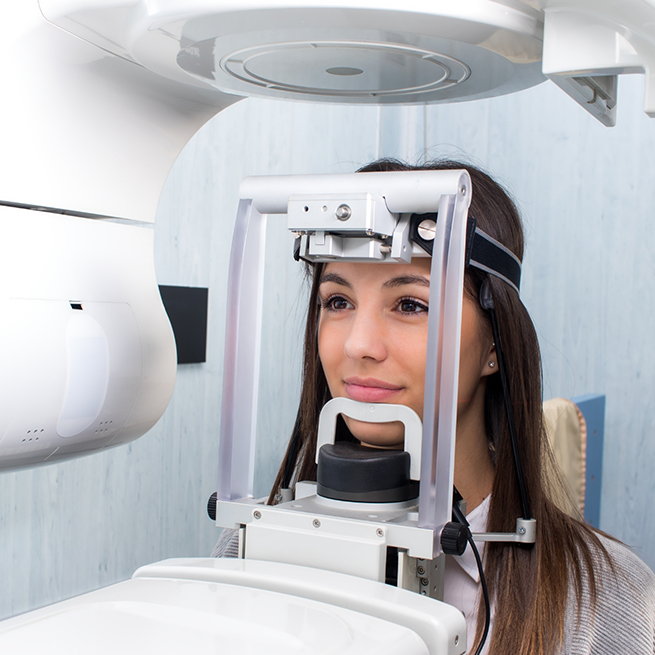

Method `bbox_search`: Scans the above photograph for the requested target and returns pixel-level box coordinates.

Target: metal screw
[417,219,436,241]
[519,526,526,535]
[376,528,384,538]
[420,578,429,587]
[253,510,262,520]
[460,185,467,196]
[455,635,460,646]
[313,519,321,528]
[335,204,351,221]
[417,565,426,576]
[420,589,427,596]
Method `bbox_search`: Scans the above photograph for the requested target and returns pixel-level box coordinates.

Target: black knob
[207,492,217,521]
[441,521,469,556]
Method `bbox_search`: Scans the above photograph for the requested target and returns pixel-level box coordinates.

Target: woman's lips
[344,378,403,403]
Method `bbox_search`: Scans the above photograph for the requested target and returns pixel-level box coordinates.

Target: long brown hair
[268,158,610,655]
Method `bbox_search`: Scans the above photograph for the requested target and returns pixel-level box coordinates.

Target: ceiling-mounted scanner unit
[42,0,655,129]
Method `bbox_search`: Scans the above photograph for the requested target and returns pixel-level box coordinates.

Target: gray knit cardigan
[212,528,655,653]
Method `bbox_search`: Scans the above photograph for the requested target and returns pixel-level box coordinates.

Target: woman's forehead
[320,259,431,287]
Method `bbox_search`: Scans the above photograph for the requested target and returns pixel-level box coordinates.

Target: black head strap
[410,213,521,294]
[469,228,521,294]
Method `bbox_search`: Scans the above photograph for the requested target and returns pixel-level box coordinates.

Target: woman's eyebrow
[318,272,352,288]
[383,275,430,289]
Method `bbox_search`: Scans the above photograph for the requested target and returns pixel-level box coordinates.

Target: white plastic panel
[0,2,237,221]
[57,313,111,438]
[0,299,142,460]
[0,557,471,655]
[0,585,427,655]
[0,205,176,470]
[246,521,388,581]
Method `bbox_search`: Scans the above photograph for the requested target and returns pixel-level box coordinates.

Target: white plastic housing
[0,2,238,222]
[542,0,655,120]
[0,558,468,655]
[0,206,176,470]
[40,0,655,127]
[41,0,546,108]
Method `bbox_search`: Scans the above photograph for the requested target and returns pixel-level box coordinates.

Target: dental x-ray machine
[0,164,532,655]
[0,1,654,653]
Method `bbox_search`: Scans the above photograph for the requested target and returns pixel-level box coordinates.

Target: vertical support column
[418,174,471,558]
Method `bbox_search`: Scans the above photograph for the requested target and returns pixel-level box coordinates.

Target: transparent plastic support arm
[217,199,267,501]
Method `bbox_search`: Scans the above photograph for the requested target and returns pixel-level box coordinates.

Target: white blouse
[443,494,491,655]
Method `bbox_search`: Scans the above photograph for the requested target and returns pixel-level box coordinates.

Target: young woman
[215,159,655,655]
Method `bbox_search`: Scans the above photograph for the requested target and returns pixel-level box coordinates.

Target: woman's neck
[454,381,495,514]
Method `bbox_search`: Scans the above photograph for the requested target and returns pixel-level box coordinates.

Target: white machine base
[0,558,466,655]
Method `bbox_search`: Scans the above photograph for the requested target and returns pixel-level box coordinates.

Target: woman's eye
[397,298,428,314]
[324,296,352,311]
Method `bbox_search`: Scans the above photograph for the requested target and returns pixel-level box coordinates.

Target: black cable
[468,535,490,655]
[479,280,532,521]
[451,493,490,655]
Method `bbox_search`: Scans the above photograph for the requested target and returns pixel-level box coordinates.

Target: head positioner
[216,169,535,581]
[291,174,531,524]
[292,195,521,295]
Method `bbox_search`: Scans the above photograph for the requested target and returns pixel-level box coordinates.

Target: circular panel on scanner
[0,578,428,655]
[126,1,545,104]
[210,42,470,98]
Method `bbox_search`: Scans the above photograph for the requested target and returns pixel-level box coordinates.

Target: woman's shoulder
[564,532,655,654]
[596,533,655,590]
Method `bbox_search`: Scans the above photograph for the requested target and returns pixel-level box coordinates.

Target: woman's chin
[345,418,405,450]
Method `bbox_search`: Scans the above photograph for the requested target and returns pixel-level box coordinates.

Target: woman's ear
[482,341,497,377]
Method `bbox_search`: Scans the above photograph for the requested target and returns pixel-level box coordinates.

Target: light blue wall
[1,73,654,621]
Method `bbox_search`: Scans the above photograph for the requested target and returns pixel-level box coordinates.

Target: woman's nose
[343,309,388,361]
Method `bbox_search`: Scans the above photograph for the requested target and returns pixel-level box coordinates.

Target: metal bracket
[471,517,536,544]
[397,551,445,600]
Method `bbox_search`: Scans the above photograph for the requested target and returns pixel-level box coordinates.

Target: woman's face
[317,259,496,448]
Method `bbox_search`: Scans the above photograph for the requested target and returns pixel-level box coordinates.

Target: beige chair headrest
[543,397,587,517]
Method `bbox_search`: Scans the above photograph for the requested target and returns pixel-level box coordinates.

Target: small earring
[488,361,495,368]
